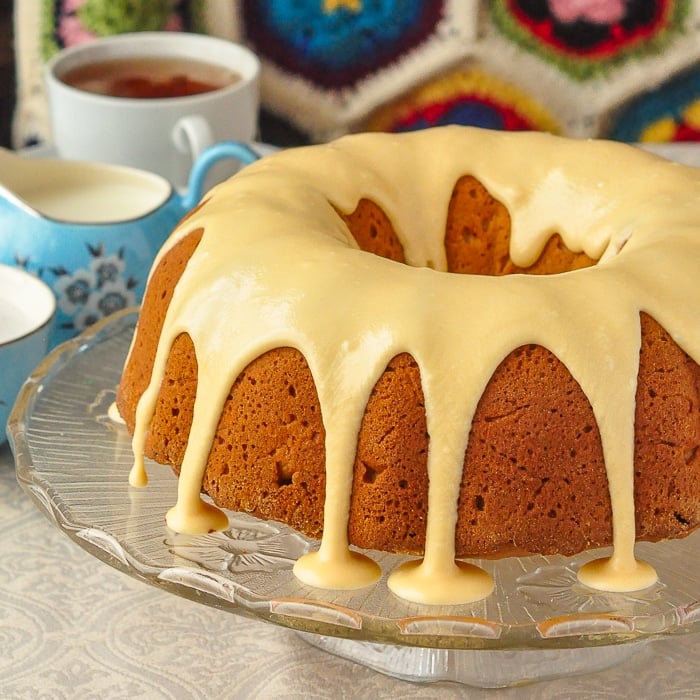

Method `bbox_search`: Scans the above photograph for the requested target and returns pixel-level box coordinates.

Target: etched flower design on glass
[517,562,665,615]
[165,516,312,574]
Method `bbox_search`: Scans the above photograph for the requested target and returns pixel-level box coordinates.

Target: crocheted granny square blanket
[240,0,700,142]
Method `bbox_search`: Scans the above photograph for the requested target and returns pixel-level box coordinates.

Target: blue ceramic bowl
[0,264,56,439]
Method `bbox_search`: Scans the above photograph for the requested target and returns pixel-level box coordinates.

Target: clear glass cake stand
[9,309,700,688]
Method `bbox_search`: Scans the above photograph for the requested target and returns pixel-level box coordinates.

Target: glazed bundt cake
[117,127,700,604]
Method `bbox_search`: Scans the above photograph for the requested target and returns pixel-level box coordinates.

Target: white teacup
[0,265,56,439]
[44,32,260,190]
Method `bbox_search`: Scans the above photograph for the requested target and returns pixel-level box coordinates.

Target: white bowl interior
[0,265,56,344]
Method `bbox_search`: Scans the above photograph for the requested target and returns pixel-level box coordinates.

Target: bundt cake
[117,126,700,604]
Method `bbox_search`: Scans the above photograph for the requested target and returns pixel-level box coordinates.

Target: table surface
[2,439,700,699]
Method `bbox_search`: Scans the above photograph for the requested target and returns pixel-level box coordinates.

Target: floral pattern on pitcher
[15,242,138,335]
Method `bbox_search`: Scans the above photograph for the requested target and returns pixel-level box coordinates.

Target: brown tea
[60,56,240,99]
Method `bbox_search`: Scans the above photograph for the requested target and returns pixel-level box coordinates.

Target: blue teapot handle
[180,141,261,211]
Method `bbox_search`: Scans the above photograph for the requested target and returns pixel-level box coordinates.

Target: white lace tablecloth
[1,441,700,699]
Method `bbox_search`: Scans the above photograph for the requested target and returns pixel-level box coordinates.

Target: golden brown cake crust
[117,173,700,558]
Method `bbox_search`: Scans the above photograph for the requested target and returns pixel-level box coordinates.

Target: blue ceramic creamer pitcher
[0,142,259,347]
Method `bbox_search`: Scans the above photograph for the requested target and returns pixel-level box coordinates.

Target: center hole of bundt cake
[339,175,597,275]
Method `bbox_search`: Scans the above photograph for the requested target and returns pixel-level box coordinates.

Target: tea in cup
[59,55,241,100]
[44,32,260,189]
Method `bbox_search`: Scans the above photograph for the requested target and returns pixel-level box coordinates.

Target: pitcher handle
[181,141,261,211]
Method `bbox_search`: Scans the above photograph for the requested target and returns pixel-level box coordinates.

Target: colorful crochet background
[489,0,689,81]
[40,0,204,60]
[12,0,700,146]
[239,0,700,143]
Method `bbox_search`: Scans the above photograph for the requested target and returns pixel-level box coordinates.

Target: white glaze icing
[128,126,700,605]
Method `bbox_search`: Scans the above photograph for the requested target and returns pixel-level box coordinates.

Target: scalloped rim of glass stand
[8,308,700,653]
